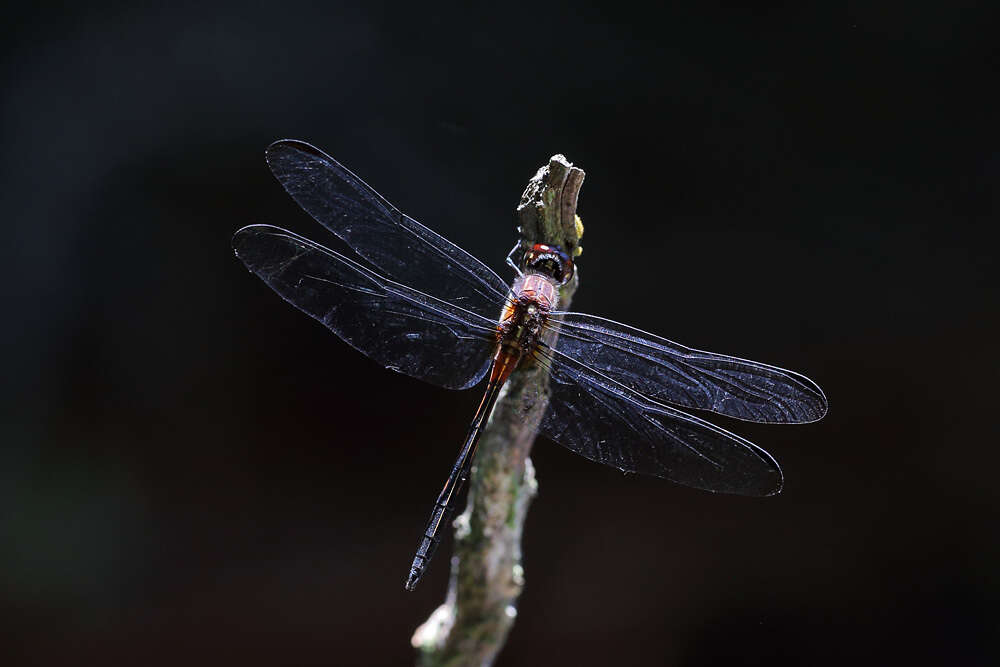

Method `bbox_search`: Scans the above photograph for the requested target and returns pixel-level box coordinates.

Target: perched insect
[233,141,828,591]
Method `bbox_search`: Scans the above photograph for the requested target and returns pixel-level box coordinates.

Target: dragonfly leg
[505,242,525,277]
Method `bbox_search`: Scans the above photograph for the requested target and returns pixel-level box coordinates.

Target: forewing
[538,347,783,496]
[549,313,827,424]
[233,225,497,390]
[265,140,510,320]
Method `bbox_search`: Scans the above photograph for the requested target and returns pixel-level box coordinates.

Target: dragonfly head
[524,243,575,286]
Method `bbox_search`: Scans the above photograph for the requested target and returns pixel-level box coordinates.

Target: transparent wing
[548,312,828,424]
[233,225,499,390]
[537,346,783,496]
[265,140,510,321]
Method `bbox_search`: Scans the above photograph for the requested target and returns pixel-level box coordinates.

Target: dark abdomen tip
[405,565,423,591]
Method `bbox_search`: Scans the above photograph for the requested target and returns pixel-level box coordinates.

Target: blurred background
[2,2,997,665]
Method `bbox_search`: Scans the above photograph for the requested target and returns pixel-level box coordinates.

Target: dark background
[3,2,997,665]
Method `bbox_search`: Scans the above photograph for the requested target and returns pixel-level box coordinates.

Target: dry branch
[412,155,585,667]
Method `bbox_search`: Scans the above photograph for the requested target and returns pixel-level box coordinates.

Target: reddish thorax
[490,272,561,385]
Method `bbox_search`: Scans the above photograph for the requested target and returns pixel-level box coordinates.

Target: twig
[412,155,585,667]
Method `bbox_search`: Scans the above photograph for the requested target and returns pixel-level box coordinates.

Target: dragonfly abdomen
[405,372,507,591]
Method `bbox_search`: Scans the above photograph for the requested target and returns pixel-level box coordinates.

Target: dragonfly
[233,140,828,591]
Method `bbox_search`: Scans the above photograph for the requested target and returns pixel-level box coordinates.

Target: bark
[412,155,585,667]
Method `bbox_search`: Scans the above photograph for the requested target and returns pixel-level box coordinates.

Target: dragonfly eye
[525,243,575,285]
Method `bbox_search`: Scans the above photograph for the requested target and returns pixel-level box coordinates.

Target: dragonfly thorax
[497,273,558,359]
[514,272,559,311]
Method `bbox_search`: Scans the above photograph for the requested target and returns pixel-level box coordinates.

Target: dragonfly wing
[265,140,510,321]
[548,313,827,424]
[233,225,498,390]
[537,346,783,496]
